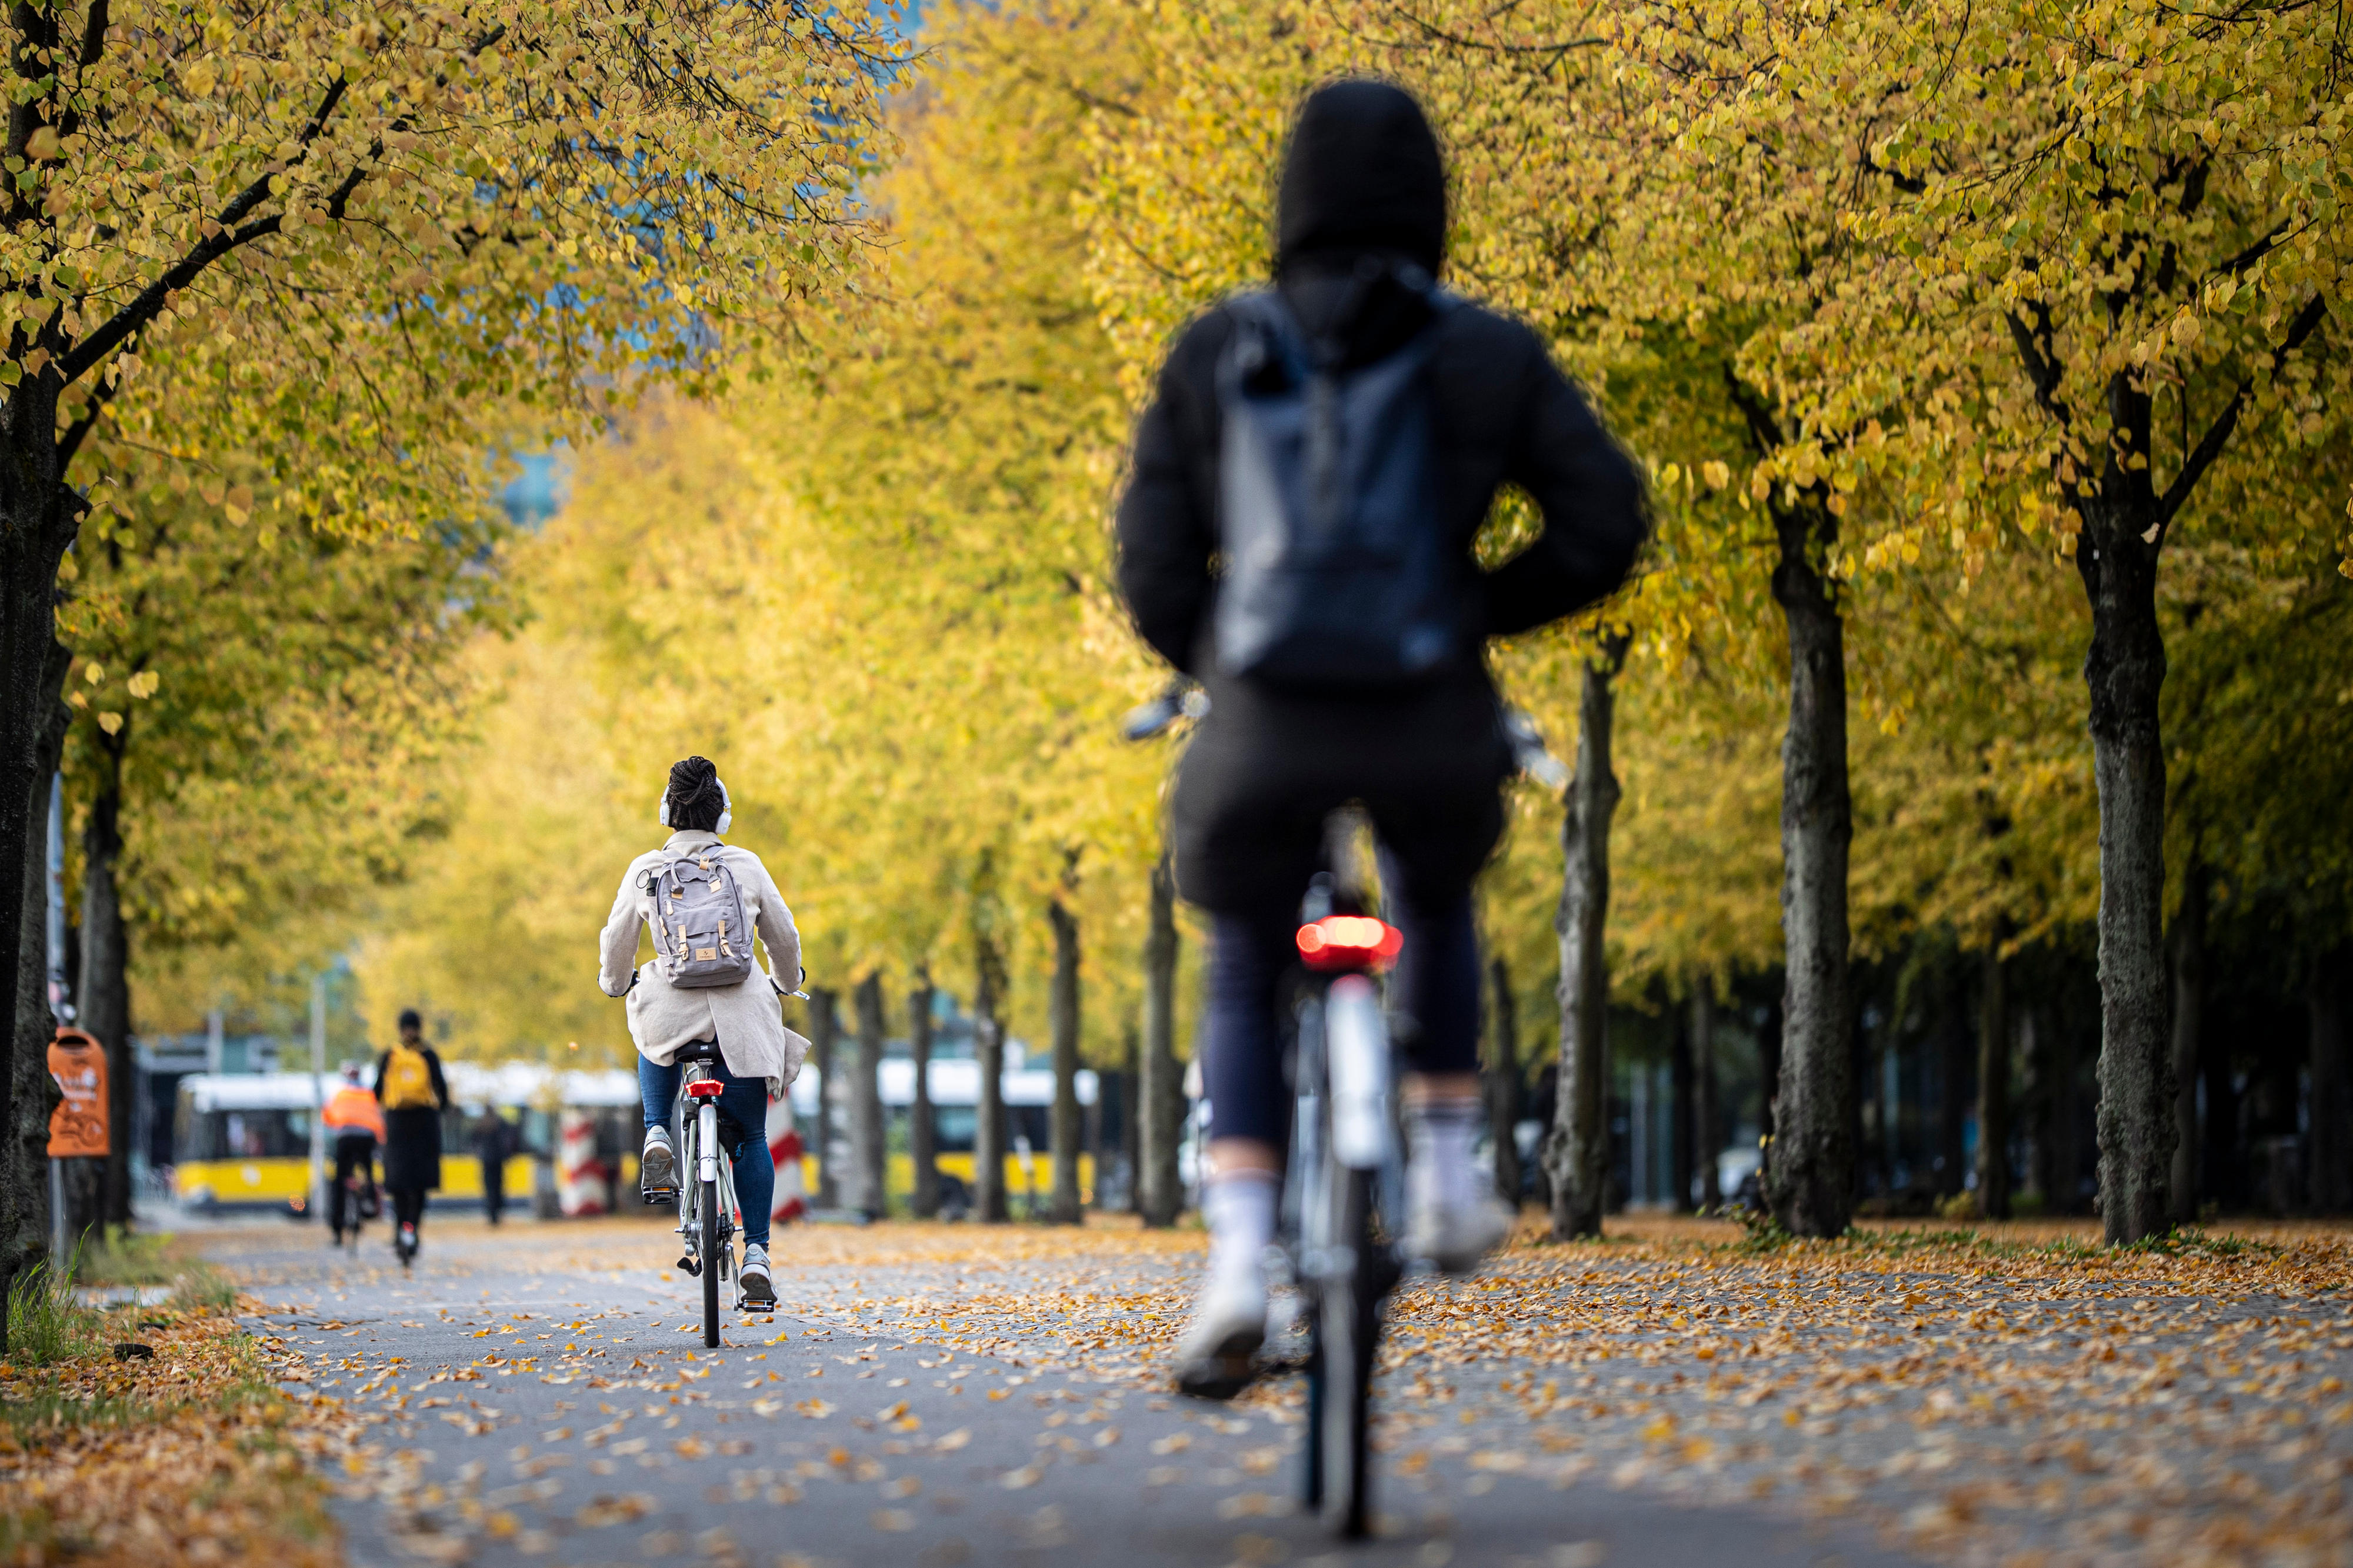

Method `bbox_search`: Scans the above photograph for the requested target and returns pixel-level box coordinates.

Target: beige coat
[598,830,808,1096]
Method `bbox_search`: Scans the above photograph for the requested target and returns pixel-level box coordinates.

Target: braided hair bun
[663,756,728,833]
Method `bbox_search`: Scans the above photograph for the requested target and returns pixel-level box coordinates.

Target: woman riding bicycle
[598,756,806,1309]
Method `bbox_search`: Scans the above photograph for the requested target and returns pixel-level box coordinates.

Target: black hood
[1275,79,1447,276]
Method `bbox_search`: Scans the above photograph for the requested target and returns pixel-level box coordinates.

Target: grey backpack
[1212,274,1469,688]
[642,846,755,989]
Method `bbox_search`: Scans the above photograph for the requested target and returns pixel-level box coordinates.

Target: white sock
[1408,1097,1487,1210]
[1202,1171,1279,1289]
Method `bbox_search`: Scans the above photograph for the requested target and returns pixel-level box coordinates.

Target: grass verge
[1,1269,343,1568]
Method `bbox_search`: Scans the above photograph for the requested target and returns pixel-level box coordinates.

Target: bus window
[1011,1107,1049,1150]
[932,1106,976,1153]
[211,1110,310,1159]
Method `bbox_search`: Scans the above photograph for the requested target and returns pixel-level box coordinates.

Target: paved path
[209,1214,1925,1568]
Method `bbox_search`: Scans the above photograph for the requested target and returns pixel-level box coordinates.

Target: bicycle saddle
[673,1040,721,1064]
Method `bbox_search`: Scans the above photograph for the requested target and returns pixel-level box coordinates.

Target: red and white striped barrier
[767,1096,805,1225]
[557,1109,612,1216]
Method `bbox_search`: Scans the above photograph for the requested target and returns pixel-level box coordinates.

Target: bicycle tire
[701,1171,723,1347]
[1320,1165,1378,1538]
[1302,1323,1327,1510]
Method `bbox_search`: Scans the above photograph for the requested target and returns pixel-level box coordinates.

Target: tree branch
[55,361,125,465]
[2155,292,2329,530]
[2005,303,2071,428]
[57,69,357,385]
[1721,362,1785,453]
[2203,221,2295,285]
[1862,151,1928,195]
[76,0,106,68]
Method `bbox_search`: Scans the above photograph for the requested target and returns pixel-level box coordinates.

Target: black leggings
[1202,887,1481,1149]
[389,1187,427,1229]
[330,1138,376,1233]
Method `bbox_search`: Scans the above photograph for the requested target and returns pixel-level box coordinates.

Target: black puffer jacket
[1114,81,1645,683]
[1112,80,1647,912]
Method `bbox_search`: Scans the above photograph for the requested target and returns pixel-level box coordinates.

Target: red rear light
[684,1079,726,1099]
[1297,915,1403,972]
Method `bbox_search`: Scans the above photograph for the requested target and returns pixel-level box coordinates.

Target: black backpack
[1212,277,1468,687]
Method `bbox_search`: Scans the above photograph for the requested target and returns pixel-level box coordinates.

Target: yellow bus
[784,1052,1101,1213]
[171,1064,640,1215]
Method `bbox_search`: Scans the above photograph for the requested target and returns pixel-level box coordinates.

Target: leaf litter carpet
[198,1213,2353,1567]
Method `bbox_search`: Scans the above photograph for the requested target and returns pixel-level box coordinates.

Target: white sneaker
[640,1126,676,1199]
[1174,1269,1267,1401]
[1404,1098,1515,1273]
[739,1243,776,1308]
[1404,1185,1514,1273]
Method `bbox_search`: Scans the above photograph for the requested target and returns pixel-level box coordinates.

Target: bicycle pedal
[642,1186,678,1206]
[676,1255,701,1277]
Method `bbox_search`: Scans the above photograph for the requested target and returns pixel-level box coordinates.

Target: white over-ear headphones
[658,776,732,835]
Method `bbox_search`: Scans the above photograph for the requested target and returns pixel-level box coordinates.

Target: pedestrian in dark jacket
[473,1109,518,1226]
[375,1007,451,1267]
[1115,78,1645,1399]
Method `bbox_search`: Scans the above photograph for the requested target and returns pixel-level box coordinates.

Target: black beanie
[1275,79,1447,274]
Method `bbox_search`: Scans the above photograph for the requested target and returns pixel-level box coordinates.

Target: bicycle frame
[675,1062,741,1340]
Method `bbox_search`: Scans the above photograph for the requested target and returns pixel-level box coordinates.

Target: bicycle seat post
[1319,807,1375,917]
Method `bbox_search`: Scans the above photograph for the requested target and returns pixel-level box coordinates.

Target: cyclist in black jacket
[1115,79,1645,1396]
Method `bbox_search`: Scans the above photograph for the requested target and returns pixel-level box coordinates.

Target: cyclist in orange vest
[323,1063,386,1246]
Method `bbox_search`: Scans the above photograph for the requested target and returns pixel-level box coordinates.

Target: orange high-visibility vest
[324,1083,386,1141]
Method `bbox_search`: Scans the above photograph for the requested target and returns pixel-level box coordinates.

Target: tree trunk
[0,366,75,1349]
[2077,508,2175,1243]
[1046,897,1082,1225]
[1937,963,1969,1200]
[1138,851,1182,1228]
[1767,504,1855,1237]
[2309,947,2348,1215]
[850,972,886,1220]
[2199,1043,2239,1212]
[2047,1004,2083,1215]
[805,987,840,1211]
[1692,981,1721,1210]
[1121,1025,1142,1216]
[908,976,939,1220]
[1486,954,1521,1209]
[2168,869,2205,1223]
[972,918,1009,1225]
[4,631,68,1342]
[1669,995,1694,1213]
[1975,938,2011,1219]
[1545,634,1628,1239]
[79,735,132,1229]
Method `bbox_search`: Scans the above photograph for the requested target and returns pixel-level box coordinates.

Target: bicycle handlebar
[1121,678,1208,741]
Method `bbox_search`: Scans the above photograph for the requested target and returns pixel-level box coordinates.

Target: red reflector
[1297,915,1404,971]
[684,1079,726,1099]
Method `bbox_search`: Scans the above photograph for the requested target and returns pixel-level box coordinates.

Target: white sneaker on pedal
[640,1126,676,1199]
[1403,1187,1514,1273]
[1174,1269,1266,1402]
[1404,1097,1514,1273]
[739,1243,776,1309]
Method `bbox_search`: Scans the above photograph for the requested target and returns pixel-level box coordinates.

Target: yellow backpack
[380,1044,436,1110]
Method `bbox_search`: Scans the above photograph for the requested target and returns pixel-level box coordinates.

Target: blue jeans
[638,1047,774,1247]
[1202,889,1481,1150]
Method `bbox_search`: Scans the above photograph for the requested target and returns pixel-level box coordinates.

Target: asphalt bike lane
[221,1217,1924,1568]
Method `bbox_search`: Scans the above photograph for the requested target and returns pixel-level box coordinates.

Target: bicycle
[1124,679,1562,1539]
[646,1041,741,1349]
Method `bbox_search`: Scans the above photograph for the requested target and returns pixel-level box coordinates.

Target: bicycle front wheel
[1320,1166,1379,1539]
